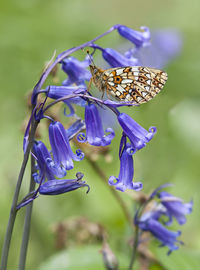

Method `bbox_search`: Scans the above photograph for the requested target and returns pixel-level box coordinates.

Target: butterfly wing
[104,66,168,104]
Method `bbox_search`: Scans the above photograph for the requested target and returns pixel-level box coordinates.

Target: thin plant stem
[18,154,36,270]
[43,93,134,114]
[0,120,38,270]
[128,225,139,270]
[128,197,153,270]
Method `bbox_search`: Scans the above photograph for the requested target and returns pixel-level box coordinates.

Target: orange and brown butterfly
[89,64,168,105]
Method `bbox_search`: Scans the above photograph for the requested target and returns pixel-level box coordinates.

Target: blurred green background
[1,0,200,269]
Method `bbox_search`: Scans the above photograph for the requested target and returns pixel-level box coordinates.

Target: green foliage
[154,248,200,270]
[38,246,106,270]
[37,245,130,270]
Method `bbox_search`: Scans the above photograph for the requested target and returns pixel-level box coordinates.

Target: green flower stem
[128,198,153,270]
[128,225,139,270]
[0,120,38,270]
[18,154,36,270]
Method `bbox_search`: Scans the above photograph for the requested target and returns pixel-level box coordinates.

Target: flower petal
[109,142,142,192]
[49,121,84,170]
[118,113,156,151]
[84,103,115,146]
[118,25,151,47]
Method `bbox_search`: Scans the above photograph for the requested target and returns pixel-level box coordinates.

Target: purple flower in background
[138,216,182,254]
[61,56,91,87]
[39,172,89,195]
[49,121,84,171]
[118,113,157,151]
[158,191,193,225]
[135,29,182,69]
[109,138,142,192]
[78,103,115,146]
[33,141,65,182]
[135,185,192,254]
[117,25,151,47]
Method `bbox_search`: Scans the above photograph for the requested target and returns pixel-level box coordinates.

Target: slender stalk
[18,154,36,270]
[0,120,38,270]
[128,197,153,270]
[128,226,139,270]
[43,93,134,114]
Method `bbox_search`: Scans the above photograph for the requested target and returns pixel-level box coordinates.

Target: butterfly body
[89,65,168,104]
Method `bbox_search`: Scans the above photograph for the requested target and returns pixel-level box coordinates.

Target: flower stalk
[0,120,38,270]
[128,225,140,270]
[18,154,36,270]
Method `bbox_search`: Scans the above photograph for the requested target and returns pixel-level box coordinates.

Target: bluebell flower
[118,113,156,151]
[61,56,91,87]
[152,29,182,67]
[102,48,139,67]
[149,183,173,199]
[46,85,87,107]
[91,45,138,67]
[39,172,89,195]
[117,25,151,47]
[158,191,193,225]
[137,216,182,254]
[78,103,115,146]
[109,137,142,192]
[134,29,182,69]
[135,185,193,254]
[49,121,84,171]
[33,140,65,183]
[17,173,89,209]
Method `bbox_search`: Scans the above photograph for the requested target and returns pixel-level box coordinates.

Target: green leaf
[37,245,130,270]
[37,246,103,270]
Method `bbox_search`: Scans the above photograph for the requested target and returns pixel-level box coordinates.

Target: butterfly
[89,65,168,105]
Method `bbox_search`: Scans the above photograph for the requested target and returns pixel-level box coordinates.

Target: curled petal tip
[76,172,84,180]
[77,133,87,143]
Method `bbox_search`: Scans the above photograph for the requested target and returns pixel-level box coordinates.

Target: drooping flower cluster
[32,121,87,191]
[21,24,181,208]
[135,185,193,254]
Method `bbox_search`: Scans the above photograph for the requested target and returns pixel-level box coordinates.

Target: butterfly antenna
[86,49,96,66]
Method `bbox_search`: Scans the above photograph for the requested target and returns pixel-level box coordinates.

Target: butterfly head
[89,65,104,84]
[89,65,98,76]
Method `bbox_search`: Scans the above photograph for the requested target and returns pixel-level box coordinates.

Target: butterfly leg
[101,89,106,99]
[87,78,93,93]
[106,88,114,100]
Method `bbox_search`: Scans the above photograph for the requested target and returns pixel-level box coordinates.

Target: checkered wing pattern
[90,65,168,105]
